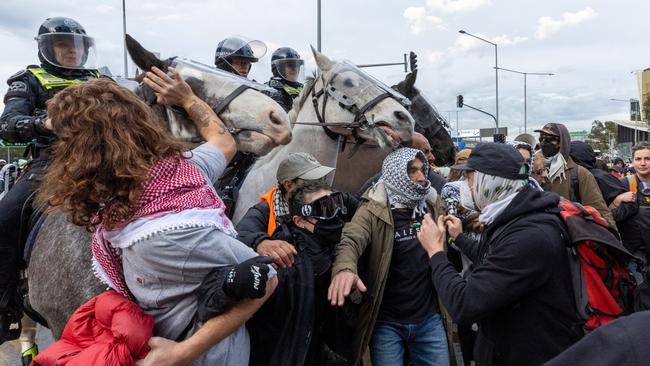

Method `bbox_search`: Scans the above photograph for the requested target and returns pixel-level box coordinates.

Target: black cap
[451,143,529,180]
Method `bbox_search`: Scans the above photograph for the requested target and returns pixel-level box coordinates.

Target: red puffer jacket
[33,290,154,366]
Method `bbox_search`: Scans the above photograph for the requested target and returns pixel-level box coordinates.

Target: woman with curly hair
[37,68,276,366]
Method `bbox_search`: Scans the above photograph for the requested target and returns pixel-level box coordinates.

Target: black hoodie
[429,185,582,366]
[570,141,626,206]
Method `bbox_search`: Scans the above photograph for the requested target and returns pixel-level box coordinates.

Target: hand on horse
[417,214,447,258]
[135,337,190,366]
[143,66,195,108]
[256,239,298,268]
[328,270,367,307]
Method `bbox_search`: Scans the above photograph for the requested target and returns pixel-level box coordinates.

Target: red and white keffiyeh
[91,157,234,300]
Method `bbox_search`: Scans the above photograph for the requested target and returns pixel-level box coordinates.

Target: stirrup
[21,344,38,366]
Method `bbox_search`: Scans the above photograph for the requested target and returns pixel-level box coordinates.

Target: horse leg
[18,315,37,365]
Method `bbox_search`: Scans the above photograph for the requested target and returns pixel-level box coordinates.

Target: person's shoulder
[6,66,40,84]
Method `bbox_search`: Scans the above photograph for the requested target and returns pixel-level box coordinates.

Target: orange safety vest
[260,187,279,235]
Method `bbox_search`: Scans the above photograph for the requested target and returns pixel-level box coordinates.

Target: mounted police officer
[214,36,267,79]
[0,17,101,345]
[265,47,304,112]
[212,37,287,217]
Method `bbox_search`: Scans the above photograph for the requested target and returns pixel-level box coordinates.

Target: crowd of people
[1,15,650,366]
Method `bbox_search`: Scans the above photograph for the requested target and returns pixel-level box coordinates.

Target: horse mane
[288,72,317,124]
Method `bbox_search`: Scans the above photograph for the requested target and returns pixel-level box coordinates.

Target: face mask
[541,142,560,158]
[460,179,478,212]
[313,217,344,245]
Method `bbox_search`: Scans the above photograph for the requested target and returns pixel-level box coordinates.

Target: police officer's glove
[222,256,273,299]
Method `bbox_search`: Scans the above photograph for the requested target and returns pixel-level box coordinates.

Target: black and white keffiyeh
[379,148,432,212]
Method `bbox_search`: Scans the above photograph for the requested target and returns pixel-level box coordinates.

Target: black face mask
[313,217,344,245]
[541,142,560,158]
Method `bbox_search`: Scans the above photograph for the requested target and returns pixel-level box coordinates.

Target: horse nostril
[269,111,283,125]
[394,110,409,123]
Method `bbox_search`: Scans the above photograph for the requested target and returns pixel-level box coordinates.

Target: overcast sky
[1,0,648,135]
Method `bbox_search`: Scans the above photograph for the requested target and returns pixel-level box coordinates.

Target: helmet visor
[37,33,97,70]
[216,36,267,62]
[273,59,305,83]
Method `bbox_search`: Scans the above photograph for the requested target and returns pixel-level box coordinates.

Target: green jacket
[331,181,441,365]
[542,158,617,231]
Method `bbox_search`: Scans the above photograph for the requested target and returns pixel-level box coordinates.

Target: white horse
[233,47,415,224]
[25,35,293,341]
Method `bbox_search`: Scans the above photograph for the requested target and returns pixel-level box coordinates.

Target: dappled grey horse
[26,35,292,338]
[233,47,416,224]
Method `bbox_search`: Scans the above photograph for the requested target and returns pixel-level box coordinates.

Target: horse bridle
[298,71,411,142]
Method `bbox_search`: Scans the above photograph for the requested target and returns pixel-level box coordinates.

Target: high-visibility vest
[27,67,100,90]
[260,187,279,235]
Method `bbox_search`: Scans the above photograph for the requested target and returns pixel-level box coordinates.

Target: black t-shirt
[378,208,439,323]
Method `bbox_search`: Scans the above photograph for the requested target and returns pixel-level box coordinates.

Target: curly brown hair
[36,79,188,230]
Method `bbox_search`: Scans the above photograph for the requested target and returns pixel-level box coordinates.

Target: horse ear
[126,34,166,72]
[310,45,334,73]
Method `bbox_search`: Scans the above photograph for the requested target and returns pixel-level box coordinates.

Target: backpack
[557,199,638,331]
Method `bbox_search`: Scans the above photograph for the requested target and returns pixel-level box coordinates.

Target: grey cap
[276,153,335,182]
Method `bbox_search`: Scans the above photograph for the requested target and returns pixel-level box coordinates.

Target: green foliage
[587,120,617,152]
[644,95,650,123]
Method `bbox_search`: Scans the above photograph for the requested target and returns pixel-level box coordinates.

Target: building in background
[607,68,649,160]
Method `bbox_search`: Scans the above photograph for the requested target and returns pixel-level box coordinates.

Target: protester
[535,122,616,229]
[329,148,449,366]
[36,75,276,365]
[357,132,447,196]
[0,17,102,345]
[614,142,650,273]
[570,141,626,206]
[265,47,304,112]
[247,180,359,365]
[418,143,582,366]
[236,153,335,268]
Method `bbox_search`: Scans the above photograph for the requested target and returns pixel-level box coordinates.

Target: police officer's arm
[0,71,54,143]
[143,66,236,161]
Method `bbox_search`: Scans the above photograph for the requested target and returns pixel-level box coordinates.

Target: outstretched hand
[135,337,190,366]
[328,270,367,306]
[143,66,195,107]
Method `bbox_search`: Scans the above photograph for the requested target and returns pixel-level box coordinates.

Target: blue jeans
[370,313,450,366]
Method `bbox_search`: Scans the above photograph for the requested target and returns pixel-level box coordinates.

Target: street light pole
[122,0,128,78]
[317,0,322,52]
[495,67,554,132]
[459,30,498,129]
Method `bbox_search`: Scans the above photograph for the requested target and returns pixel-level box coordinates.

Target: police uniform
[265,77,303,112]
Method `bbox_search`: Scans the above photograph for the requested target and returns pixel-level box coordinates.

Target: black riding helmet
[35,17,98,77]
[214,36,266,76]
[270,47,304,86]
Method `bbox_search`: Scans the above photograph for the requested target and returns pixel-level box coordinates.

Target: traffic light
[457,95,464,108]
[409,51,418,71]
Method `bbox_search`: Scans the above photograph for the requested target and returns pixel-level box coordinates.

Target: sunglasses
[539,135,559,143]
[298,192,347,220]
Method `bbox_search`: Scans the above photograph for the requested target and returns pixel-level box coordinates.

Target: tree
[587,120,617,152]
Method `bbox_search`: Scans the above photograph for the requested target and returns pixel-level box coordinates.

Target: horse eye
[343,78,355,88]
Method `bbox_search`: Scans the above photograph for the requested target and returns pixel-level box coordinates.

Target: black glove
[222,256,273,299]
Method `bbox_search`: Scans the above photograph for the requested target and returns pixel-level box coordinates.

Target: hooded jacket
[570,141,627,206]
[429,185,582,366]
[541,124,617,230]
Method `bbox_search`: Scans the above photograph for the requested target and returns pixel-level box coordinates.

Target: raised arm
[143,66,236,161]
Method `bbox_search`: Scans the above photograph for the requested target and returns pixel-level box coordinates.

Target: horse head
[309,47,414,149]
[393,70,456,166]
[126,34,292,156]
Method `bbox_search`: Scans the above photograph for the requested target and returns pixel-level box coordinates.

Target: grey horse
[232,47,416,224]
[26,35,292,338]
